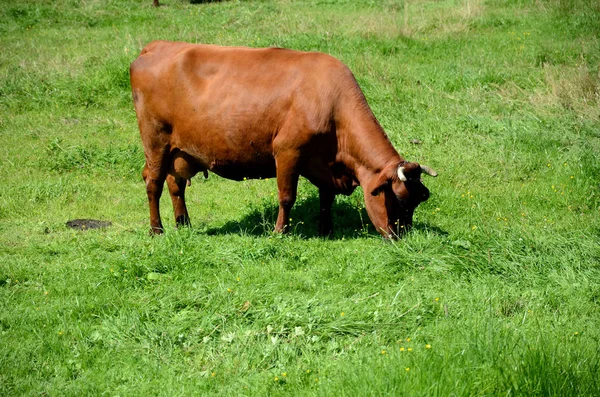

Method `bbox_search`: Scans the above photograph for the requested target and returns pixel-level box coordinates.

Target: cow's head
[364,161,437,238]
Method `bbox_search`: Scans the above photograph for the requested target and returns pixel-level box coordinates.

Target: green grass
[1,0,599,395]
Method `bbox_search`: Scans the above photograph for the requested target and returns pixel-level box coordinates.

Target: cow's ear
[370,167,394,196]
[370,178,389,196]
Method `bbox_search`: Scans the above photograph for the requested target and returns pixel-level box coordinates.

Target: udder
[170,150,206,181]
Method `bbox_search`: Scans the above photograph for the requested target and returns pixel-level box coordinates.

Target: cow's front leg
[166,173,191,228]
[318,188,335,237]
[274,152,300,233]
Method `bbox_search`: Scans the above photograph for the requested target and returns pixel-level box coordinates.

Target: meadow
[1,0,599,395]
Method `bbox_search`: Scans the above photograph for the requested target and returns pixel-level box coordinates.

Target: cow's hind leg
[166,173,191,228]
[140,123,171,235]
[274,151,300,234]
[167,150,201,228]
[143,158,168,235]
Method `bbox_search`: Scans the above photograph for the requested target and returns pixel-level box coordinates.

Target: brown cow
[130,41,437,238]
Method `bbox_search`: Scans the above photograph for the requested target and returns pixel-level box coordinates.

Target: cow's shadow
[203,195,447,240]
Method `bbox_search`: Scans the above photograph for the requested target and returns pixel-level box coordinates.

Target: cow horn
[397,166,407,182]
[420,165,438,177]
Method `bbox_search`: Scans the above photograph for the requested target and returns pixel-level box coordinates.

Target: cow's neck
[337,103,403,187]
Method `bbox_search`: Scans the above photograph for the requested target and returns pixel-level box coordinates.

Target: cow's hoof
[175,215,191,228]
[149,226,164,236]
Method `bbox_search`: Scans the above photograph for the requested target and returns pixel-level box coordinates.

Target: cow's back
[130,41,348,126]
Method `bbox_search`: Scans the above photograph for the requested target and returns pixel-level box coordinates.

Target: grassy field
[1,0,599,395]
